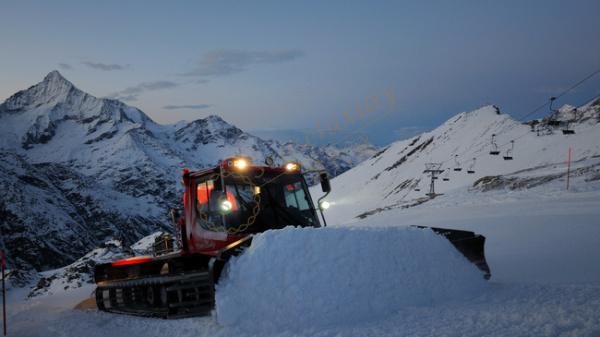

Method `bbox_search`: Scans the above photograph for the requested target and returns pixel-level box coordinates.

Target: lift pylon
[423,163,444,197]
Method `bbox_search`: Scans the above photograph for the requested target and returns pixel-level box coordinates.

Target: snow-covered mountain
[270,141,378,177]
[315,101,600,225]
[0,71,376,277]
[0,151,166,274]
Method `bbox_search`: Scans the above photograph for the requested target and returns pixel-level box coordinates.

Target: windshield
[194,170,320,234]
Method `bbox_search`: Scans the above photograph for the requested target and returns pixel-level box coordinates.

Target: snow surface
[6,182,600,337]
[215,227,487,332]
[130,231,164,255]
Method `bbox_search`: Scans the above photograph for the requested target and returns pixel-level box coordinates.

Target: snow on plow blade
[216,227,490,330]
[418,226,491,279]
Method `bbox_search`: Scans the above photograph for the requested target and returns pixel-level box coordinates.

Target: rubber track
[96,271,214,318]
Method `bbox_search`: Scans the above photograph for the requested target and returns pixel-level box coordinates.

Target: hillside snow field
[312,104,600,226]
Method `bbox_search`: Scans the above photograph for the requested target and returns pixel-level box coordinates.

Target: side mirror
[319,172,331,193]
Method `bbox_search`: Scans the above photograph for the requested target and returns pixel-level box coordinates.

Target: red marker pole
[1,250,6,336]
[566,146,572,191]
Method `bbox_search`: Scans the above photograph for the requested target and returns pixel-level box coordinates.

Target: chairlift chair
[503,140,514,160]
[442,169,450,181]
[547,97,560,127]
[489,134,500,155]
[562,124,575,135]
[453,155,463,171]
[561,108,576,135]
[467,158,476,174]
[529,120,539,132]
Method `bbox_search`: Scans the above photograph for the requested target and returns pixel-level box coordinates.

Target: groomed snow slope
[215,227,487,331]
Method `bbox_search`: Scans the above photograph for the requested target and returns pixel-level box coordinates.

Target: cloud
[115,94,138,102]
[118,81,178,95]
[108,80,179,101]
[163,104,212,110]
[82,61,130,71]
[58,63,73,70]
[182,49,304,77]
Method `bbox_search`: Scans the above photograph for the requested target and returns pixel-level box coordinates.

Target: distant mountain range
[0,71,377,277]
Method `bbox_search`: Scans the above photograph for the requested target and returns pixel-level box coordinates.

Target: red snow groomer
[94,157,490,318]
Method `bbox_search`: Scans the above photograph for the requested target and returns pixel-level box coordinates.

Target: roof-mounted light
[233,158,248,170]
[284,162,300,172]
[222,156,252,171]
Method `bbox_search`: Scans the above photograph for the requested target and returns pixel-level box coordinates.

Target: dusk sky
[2,0,600,145]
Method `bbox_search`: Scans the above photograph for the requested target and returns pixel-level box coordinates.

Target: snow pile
[27,232,163,298]
[130,231,165,255]
[216,226,487,331]
[28,240,130,297]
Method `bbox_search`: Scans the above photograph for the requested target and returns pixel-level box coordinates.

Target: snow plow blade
[417,226,491,279]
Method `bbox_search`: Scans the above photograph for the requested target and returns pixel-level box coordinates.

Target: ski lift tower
[423,163,444,198]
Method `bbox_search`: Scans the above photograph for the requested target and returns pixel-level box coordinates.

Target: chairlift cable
[413,89,600,173]
[517,67,600,122]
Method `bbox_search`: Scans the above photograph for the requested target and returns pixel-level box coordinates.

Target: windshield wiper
[231,184,253,211]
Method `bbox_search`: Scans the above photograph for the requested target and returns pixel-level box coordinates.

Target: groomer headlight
[233,158,248,170]
[220,199,233,212]
[223,156,252,171]
[284,162,300,172]
[319,200,330,210]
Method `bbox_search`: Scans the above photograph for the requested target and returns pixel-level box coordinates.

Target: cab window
[284,181,310,210]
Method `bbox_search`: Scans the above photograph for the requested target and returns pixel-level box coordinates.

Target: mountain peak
[44,70,66,82]
[204,114,229,124]
[40,70,74,92]
[0,71,83,114]
[205,114,224,121]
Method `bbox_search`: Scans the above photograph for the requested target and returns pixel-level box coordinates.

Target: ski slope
[315,104,600,226]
